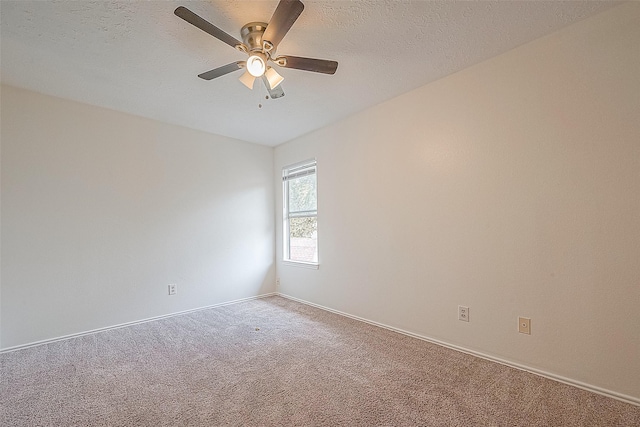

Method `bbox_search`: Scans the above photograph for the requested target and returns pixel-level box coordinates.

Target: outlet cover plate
[518,317,531,334]
[168,284,177,295]
[458,305,469,322]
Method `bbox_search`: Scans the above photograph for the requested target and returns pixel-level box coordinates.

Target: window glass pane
[288,174,317,213]
[289,216,317,263]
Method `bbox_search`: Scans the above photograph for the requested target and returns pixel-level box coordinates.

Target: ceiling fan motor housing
[241,22,269,53]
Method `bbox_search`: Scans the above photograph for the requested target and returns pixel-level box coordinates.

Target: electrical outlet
[518,317,531,334]
[458,305,469,322]
[168,284,177,295]
[276,278,280,290]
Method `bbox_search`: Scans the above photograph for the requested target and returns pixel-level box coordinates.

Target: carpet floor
[1,295,638,426]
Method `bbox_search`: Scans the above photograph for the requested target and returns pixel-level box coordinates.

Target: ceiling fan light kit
[174,0,338,99]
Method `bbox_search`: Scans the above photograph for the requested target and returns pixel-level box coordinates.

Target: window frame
[282,159,319,268]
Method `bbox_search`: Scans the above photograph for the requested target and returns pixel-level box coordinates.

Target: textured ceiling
[0,1,619,146]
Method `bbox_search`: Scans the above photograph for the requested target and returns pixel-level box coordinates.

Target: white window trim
[283,159,319,267]
[283,260,319,269]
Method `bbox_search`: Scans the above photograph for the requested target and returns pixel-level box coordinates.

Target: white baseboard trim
[277,292,640,407]
[0,292,277,354]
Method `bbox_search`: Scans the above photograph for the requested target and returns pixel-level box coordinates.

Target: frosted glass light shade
[239,70,256,89]
[246,54,266,77]
[265,67,284,89]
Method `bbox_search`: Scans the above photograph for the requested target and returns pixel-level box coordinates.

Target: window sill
[283,260,319,269]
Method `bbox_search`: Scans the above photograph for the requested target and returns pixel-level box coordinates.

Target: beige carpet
[1,295,638,426]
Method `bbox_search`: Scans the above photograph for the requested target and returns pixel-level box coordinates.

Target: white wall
[275,3,640,401]
[1,85,275,348]
[0,87,3,347]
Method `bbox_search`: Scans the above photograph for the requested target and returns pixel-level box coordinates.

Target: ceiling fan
[174,0,338,99]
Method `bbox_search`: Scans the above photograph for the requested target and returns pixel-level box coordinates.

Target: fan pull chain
[259,94,271,109]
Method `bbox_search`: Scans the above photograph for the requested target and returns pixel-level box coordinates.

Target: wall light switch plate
[518,317,531,334]
[458,305,469,322]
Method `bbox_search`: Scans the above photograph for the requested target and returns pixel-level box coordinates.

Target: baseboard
[277,293,640,407]
[0,292,277,354]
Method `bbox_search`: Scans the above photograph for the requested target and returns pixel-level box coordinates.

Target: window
[283,159,318,265]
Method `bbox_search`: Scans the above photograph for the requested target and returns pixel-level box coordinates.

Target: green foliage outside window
[288,174,317,238]
[290,217,317,238]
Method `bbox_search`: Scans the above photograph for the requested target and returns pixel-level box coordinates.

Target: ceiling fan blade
[198,62,243,80]
[174,6,243,49]
[261,76,285,99]
[262,0,304,49]
[276,56,338,74]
